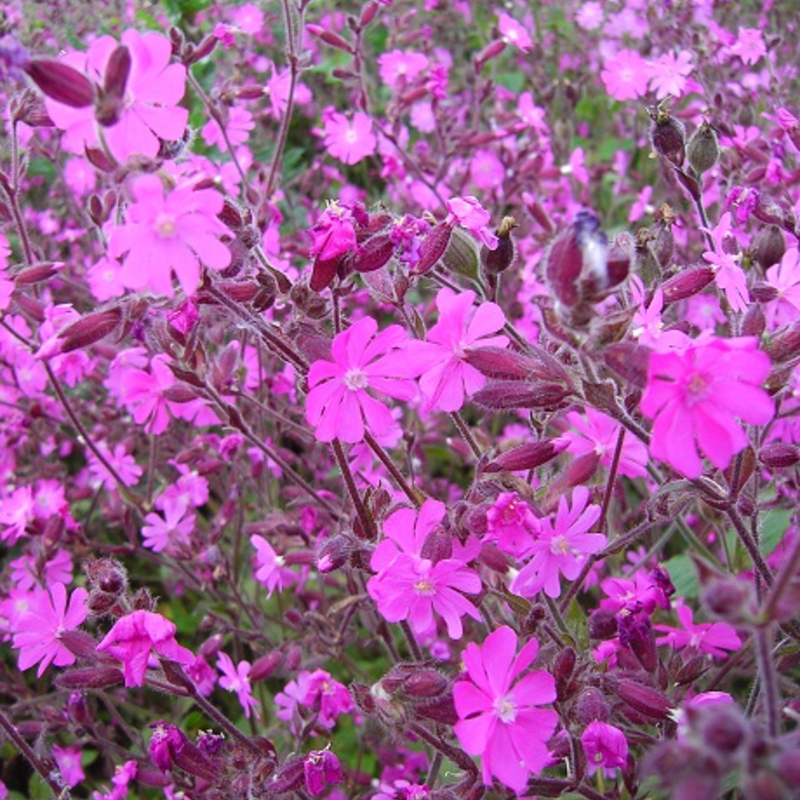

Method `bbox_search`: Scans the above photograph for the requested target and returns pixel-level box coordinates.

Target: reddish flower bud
[742,302,766,337]
[588,609,618,640]
[56,666,125,689]
[59,629,99,660]
[750,224,785,270]
[603,342,650,388]
[475,39,506,70]
[649,107,686,167]
[25,59,96,108]
[13,261,62,285]
[463,345,569,384]
[765,322,800,363]
[351,234,396,273]
[760,442,800,468]
[412,223,453,275]
[616,679,673,720]
[661,265,716,303]
[576,687,610,723]
[307,25,353,53]
[360,1,381,26]
[483,438,569,473]
[471,380,571,411]
[317,535,352,573]
[402,669,449,699]
[250,651,283,682]
[103,45,131,101]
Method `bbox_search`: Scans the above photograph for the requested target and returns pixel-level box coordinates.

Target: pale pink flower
[765,247,800,327]
[88,442,143,489]
[12,582,88,676]
[511,486,606,599]
[117,354,182,435]
[217,652,261,719]
[498,13,533,53]
[141,497,194,554]
[601,49,651,101]
[45,30,188,163]
[322,110,377,164]
[729,27,766,65]
[576,2,604,30]
[96,610,194,687]
[53,745,85,788]
[231,2,264,35]
[108,174,231,298]
[10,550,73,591]
[304,749,344,796]
[87,257,126,302]
[0,485,34,545]
[470,149,505,191]
[309,203,358,262]
[581,721,628,777]
[445,196,498,249]
[640,337,773,479]
[275,669,353,731]
[648,50,693,99]
[251,534,296,596]
[377,50,429,90]
[453,626,557,792]
[702,214,750,312]
[201,104,255,149]
[563,407,649,478]
[404,288,507,413]
[654,603,741,658]
[305,317,417,443]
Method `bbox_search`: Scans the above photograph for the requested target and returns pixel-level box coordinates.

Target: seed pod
[649,105,686,167]
[687,121,720,174]
[481,216,517,276]
[750,225,785,270]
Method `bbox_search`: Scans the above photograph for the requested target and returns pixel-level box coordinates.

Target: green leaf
[664,554,698,598]
[761,508,792,556]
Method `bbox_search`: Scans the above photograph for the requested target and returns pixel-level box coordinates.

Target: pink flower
[377,50,429,90]
[765,247,800,327]
[305,317,417,443]
[96,610,194,687]
[46,30,187,163]
[601,49,651,101]
[648,50,693,99]
[322,110,377,164]
[304,749,344,796]
[581,721,628,777]
[108,174,231,298]
[141,497,194,554]
[53,745,85,788]
[367,499,482,639]
[563,407,649,478]
[251,534,296,596]
[116,354,182,435]
[12,582,88,676]
[445,196,498,249]
[404,288,508,413]
[654,603,741,658]
[470,149,505,191]
[485,492,540,558]
[702,213,749,312]
[231,3,265,35]
[511,486,606,599]
[275,669,354,731]
[640,337,773,479]
[729,27,766,65]
[10,550,73,591]
[453,626,558,791]
[201,104,255,149]
[498,13,533,53]
[309,203,358,262]
[217,652,261,719]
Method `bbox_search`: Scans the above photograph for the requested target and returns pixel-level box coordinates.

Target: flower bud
[649,106,686,167]
[13,262,62,285]
[481,216,517,276]
[317,535,352,573]
[618,611,658,672]
[750,225,786,270]
[701,576,756,623]
[616,679,673,720]
[483,438,569,473]
[576,687,610,723]
[471,380,570,411]
[306,25,353,53]
[443,225,480,280]
[402,669,449,699]
[85,558,128,595]
[352,234,396,274]
[25,59,95,108]
[56,666,125,689]
[661,265,716,303]
[687,122,720,174]
[588,609,618,640]
[742,302,766,337]
[475,39,507,71]
[421,527,452,563]
[759,442,800,468]
[59,629,99,660]
[412,223,453,275]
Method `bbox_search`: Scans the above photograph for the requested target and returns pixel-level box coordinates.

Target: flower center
[686,373,709,406]
[550,535,571,556]
[414,578,435,595]
[155,213,177,238]
[343,368,368,391]
[493,694,517,723]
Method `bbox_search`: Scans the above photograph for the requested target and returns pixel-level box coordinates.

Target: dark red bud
[306,25,353,53]
[483,439,568,473]
[14,262,61,285]
[352,234,396,273]
[412,223,453,275]
[661,265,716,303]
[616,679,673,720]
[576,687,610,723]
[471,380,570,411]
[56,666,124,689]
[760,442,800,468]
[402,669,448,699]
[25,59,95,108]
[103,45,131,101]
[250,652,283,682]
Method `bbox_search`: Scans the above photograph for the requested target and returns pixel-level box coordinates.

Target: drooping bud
[649,104,686,167]
[24,59,96,108]
[686,121,720,174]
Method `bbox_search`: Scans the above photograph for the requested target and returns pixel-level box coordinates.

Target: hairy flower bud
[471,380,571,411]
[616,679,672,720]
[649,105,686,167]
[481,216,517,276]
[25,59,95,108]
[483,438,569,473]
[687,122,720,174]
[412,223,453,275]
[576,687,610,723]
[750,225,786,270]
[56,666,125,689]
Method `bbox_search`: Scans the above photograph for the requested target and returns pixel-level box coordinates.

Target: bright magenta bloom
[96,610,194,687]
[367,499,482,639]
[654,603,741,659]
[511,486,606,599]
[581,720,629,777]
[12,582,88,676]
[405,288,508,413]
[45,30,188,163]
[217,652,260,719]
[640,337,773,479]
[306,317,417,443]
[322,110,377,164]
[108,174,231,298]
[453,626,557,792]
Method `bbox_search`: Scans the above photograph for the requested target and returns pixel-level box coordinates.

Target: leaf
[761,508,792,556]
[664,554,698,598]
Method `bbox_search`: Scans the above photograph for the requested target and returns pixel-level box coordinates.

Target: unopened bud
[750,225,786,270]
[25,59,95,108]
[588,609,618,640]
[484,438,568,473]
[687,121,720,174]
[412,223,453,275]
[475,39,506,71]
[402,669,448,699]
[576,687,610,723]
[481,216,517,276]
[250,651,283,682]
[760,441,800,468]
[701,576,756,623]
[317,535,352,573]
[471,380,570,411]
[443,226,480,280]
[662,265,716,303]
[352,234,396,274]
[649,107,686,167]
[616,679,673,720]
[306,25,353,53]
[56,666,125,689]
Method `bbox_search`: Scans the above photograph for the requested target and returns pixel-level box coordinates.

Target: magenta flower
[141,497,194,554]
[53,745,85,788]
[305,317,417,443]
[581,721,629,777]
[453,626,558,792]
[45,30,188,163]
[485,492,540,558]
[304,749,344,796]
[12,582,88,676]
[108,174,231,298]
[309,203,358,262]
[601,49,651,101]
[654,603,742,659]
[217,652,261,719]
[445,196,498,249]
[275,669,354,731]
[96,610,194,687]
[511,486,606,599]
[405,288,508,413]
[640,336,773,479]
[765,247,800,327]
[498,12,533,53]
[377,50,429,90]
[648,50,693,99]
[251,534,296,596]
[367,499,482,639]
[322,110,377,164]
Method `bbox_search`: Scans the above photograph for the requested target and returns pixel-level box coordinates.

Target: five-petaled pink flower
[601,49,651,101]
[108,174,231,298]
[405,288,508,413]
[12,582,88,676]
[45,30,188,163]
[305,317,417,443]
[367,499,482,639]
[640,336,773,479]
[453,625,558,792]
[581,721,629,777]
[322,110,377,164]
[445,196,498,250]
[251,534,296,596]
[654,603,742,659]
[511,486,606,599]
[217,652,261,719]
[96,610,194,687]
